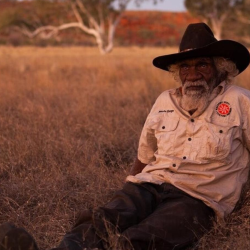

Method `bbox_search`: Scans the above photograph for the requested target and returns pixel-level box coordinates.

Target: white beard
[180,79,217,116]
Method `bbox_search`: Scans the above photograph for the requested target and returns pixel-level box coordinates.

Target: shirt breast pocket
[200,122,238,161]
[149,116,179,155]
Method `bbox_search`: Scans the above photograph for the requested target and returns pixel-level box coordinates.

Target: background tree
[184,0,245,40]
[0,0,161,54]
[234,0,250,23]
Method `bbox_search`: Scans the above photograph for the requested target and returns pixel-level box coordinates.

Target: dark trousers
[53,182,215,250]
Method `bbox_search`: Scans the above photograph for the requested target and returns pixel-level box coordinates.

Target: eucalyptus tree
[184,0,245,40]
[1,0,161,54]
[234,0,250,24]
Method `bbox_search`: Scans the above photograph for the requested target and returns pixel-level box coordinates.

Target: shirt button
[183,156,186,159]
[190,119,195,122]
[188,138,192,141]
[219,130,223,133]
[162,126,165,129]
[172,164,176,167]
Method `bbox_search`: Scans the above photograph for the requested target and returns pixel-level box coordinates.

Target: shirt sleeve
[241,93,250,152]
[137,117,157,164]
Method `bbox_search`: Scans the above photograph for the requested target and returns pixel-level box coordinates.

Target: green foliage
[0,7,19,29]
[0,3,31,30]
[236,0,250,18]
[0,1,70,31]
[184,0,250,40]
[32,0,69,26]
[138,28,153,39]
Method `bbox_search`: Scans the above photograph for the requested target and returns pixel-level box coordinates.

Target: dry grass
[0,46,249,250]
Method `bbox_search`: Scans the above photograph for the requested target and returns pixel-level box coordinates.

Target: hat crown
[180,23,217,52]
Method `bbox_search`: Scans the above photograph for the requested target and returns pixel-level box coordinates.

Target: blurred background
[0,1,249,249]
[0,0,250,51]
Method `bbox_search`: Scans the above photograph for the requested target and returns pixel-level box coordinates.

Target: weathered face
[179,57,218,92]
[178,57,218,116]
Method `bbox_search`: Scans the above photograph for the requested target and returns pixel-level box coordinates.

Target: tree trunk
[93,31,113,54]
[211,20,222,40]
[210,12,228,40]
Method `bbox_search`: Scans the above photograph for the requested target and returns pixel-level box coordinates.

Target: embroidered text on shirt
[159,110,174,113]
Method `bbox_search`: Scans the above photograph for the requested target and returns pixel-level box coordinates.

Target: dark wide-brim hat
[153,23,250,74]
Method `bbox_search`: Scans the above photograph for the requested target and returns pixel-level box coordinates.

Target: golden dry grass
[0,46,249,250]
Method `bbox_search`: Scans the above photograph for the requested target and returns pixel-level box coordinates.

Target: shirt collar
[216,81,227,95]
[208,81,224,101]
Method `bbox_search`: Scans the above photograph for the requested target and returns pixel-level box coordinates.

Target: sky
[126,0,186,12]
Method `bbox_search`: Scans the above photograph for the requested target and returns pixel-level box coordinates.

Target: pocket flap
[148,116,180,131]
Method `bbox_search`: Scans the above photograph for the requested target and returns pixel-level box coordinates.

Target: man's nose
[186,67,202,82]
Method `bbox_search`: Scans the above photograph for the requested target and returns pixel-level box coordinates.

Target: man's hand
[129,158,147,175]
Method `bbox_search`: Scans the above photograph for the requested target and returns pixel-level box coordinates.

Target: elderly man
[1,22,250,250]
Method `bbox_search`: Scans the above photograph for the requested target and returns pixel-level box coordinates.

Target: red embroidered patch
[216,101,231,117]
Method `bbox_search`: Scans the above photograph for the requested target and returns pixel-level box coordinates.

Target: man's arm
[129,158,147,175]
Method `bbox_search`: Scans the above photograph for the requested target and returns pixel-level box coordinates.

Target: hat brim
[153,40,250,74]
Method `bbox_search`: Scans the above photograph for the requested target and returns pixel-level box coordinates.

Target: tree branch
[15,22,99,39]
[71,2,83,24]
[75,0,100,31]
[10,0,134,54]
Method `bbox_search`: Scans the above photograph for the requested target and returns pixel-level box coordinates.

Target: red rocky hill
[117,11,200,46]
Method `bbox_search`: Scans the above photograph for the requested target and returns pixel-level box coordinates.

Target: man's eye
[180,65,189,70]
[198,63,208,69]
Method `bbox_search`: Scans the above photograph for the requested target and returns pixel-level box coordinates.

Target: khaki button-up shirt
[126,82,250,219]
